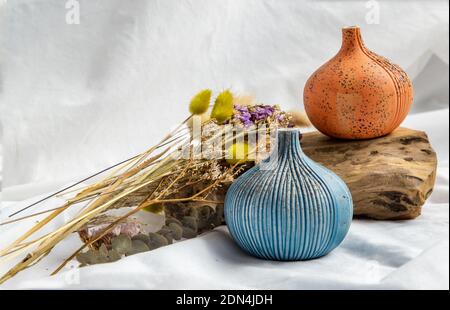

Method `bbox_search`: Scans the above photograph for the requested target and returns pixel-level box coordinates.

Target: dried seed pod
[197,206,214,231]
[182,216,198,232]
[76,250,96,265]
[198,206,212,219]
[111,235,132,255]
[182,227,197,239]
[188,207,199,219]
[157,226,174,243]
[126,240,150,256]
[77,248,108,265]
[107,249,121,262]
[189,89,212,115]
[98,244,109,258]
[212,205,225,226]
[168,222,183,240]
[158,226,172,236]
[132,233,150,245]
[163,234,173,244]
[211,90,234,124]
[97,254,110,264]
[148,232,169,250]
[166,217,183,226]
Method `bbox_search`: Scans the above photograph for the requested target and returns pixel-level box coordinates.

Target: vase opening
[341,26,364,51]
[277,127,301,133]
[273,128,303,159]
[275,127,302,138]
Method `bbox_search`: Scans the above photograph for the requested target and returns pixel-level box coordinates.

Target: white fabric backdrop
[0,0,448,187]
[0,0,448,290]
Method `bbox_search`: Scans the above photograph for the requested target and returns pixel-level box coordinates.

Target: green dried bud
[111,235,132,255]
[198,206,212,219]
[163,234,174,244]
[168,222,183,240]
[143,203,164,214]
[182,216,198,232]
[166,217,182,226]
[126,240,150,256]
[182,227,197,239]
[189,89,212,115]
[98,243,108,258]
[148,232,169,250]
[132,234,150,244]
[189,207,199,218]
[76,250,96,265]
[107,249,121,262]
[210,90,234,124]
[157,226,173,244]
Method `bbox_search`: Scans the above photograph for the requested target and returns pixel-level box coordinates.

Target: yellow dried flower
[189,89,212,115]
[210,90,234,124]
[226,142,252,165]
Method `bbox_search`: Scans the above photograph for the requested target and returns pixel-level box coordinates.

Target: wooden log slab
[301,127,437,220]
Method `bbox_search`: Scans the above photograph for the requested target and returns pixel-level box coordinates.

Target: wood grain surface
[301,127,437,220]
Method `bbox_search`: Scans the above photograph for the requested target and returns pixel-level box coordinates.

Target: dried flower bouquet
[0,90,310,284]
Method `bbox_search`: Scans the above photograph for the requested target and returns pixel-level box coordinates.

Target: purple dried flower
[239,117,254,127]
[251,105,275,121]
[234,104,254,127]
[234,104,249,113]
[231,104,288,128]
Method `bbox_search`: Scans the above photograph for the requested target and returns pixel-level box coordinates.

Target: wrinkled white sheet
[0,0,449,290]
[0,0,449,187]
[0,108,448,290]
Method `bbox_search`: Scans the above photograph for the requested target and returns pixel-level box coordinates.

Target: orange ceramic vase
[304,26,413,139]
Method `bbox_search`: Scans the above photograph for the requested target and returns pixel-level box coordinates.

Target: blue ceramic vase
[224,129,353,261]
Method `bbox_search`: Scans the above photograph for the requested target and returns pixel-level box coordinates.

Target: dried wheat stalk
[0,90,308,284]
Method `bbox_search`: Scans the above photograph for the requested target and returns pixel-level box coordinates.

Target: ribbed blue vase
[225,129,353,261]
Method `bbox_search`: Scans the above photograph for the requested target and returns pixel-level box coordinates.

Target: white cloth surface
[0,0,448,290]
[0,108,448,290]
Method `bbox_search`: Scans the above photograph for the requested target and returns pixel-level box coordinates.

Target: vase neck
[340,26,365,53]
[276,129,303,159]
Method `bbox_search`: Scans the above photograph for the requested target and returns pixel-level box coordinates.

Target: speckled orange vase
[304,26,413,139]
